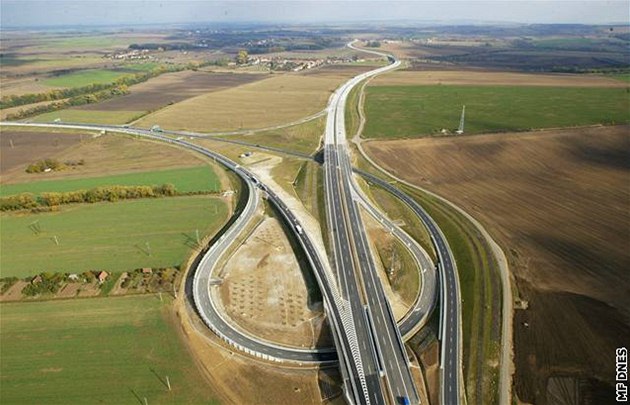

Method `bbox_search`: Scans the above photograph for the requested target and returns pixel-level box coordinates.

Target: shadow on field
[568,132,630,171]
[129,388,144,404]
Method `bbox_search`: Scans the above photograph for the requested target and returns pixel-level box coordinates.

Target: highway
[322,42,421,405]
[2,49,463,403]
[355,170,463,405]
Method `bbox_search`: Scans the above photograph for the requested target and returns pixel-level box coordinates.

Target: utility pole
[146,241,152,256]
[166,376,171,391]
[53,235,59,246]
[195,229,200,245]
[456,105,466,135]
[9,139,14,148]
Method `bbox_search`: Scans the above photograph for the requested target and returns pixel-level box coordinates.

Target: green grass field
[123,62,161,72]
[0,196,228,278]
[363,85,630,138]
[1,166,220,197]
[0,296,219,405]
[228,115,325,155]
[42,69,130,88]
[611,73,630,83]
[32,109,144,125]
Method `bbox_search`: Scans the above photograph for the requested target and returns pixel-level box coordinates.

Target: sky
[1,0,628,27]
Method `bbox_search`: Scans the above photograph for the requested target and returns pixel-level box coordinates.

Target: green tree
[236,50,249,65]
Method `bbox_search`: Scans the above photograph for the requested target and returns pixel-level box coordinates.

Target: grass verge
[228,115,325,155]
[400,185,502,405]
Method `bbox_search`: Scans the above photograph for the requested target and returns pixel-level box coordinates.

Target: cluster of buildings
[104,49,154,60]
[245,56,364,72]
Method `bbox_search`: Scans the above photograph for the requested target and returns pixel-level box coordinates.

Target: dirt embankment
[364,125,630,404]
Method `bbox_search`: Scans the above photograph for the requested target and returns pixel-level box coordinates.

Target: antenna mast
[456,105,466,134]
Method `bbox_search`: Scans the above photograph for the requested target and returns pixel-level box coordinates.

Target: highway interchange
[1,45,463,405]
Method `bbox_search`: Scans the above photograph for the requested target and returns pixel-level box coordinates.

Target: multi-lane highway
[322,42,421,405]
[2,45,463,403]
[356,170,463,405]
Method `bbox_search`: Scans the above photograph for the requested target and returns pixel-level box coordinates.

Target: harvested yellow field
[137,73,345,132]
[371,70,628,87]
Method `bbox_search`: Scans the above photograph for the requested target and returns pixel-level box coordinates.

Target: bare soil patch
[0,130,84,175]
[371,70,628,87]
[364,125,630,404]
[1,131,206,184]
[0,281,28,301]
[218,217,330,349]
[75,70,264,112]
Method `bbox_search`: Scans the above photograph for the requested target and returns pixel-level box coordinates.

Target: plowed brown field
[364,125,630,404]
[75,70,264,112]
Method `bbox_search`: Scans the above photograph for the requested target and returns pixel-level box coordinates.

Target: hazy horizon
[1,0,629,28]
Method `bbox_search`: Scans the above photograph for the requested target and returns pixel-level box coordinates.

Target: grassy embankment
[227,115,325,155]
[400,185,502,405]
[363,85,630,138]
[0,295,220,405]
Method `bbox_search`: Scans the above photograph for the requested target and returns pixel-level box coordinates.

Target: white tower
[456,105,465,135]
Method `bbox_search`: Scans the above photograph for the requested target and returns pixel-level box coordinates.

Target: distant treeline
[0,183,181,211]
[365,41,381,48]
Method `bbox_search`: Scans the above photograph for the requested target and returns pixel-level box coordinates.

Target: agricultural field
[75,70,264,113]
[31,109,144,125]
[0,130,84,174]
[0,130,210,184]
[0,296,219,405]
[42,69,130,88]
[363,125,630,403]
[363,84,629,138]
[136,73,353,132]
[0,166,221,197]
[370,70,627,87]
[0,195,228,278]
[0,77,63,98]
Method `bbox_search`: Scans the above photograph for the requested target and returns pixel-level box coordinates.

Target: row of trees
[4,85,130,121]
[0,183,178,211]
